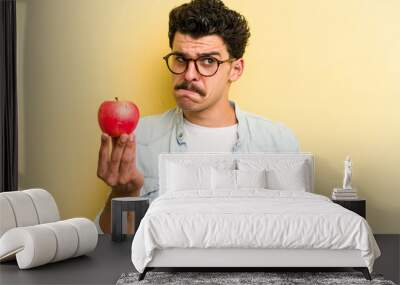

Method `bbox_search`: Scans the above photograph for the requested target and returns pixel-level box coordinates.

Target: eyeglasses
[163,53,236,77]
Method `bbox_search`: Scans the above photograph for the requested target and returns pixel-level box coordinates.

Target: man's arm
[97,132,144,234]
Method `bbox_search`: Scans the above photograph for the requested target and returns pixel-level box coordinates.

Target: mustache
[174,81,206,97]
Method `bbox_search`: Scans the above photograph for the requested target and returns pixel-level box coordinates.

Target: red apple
[98,97,140,137]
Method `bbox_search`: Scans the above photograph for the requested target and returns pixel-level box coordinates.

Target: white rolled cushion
[211,168,237,190]
[236,169,268,189]
[167,162,212,191]
[64,218,98,257]
[0,225,57,269]
[42,221,79,262]
[0,196,17,237]
[24,188,60,223]
[0,191,39,227]
[0,218,98,269]
[266,162,308,191]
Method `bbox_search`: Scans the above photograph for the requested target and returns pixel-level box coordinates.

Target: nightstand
[332,199,366,219]
[111,197,150,242]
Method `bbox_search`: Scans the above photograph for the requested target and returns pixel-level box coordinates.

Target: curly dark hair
[168,0,250,59]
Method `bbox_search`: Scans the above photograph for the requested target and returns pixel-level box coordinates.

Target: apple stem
[115,97,118,101]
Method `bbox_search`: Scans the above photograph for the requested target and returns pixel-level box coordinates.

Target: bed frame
[139,248,371,280]
[137,153,372,281]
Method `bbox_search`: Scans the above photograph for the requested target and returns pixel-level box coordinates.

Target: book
[333,188,357,193]
[332,192,358,197]
[332,188,359,200]
[332,193,359,200]
[332,196,359,200]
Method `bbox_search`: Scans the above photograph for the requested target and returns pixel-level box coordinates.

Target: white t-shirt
[94,119,238,234]
[183,118,238,152]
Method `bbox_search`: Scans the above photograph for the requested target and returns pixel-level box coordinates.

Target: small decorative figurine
[342,155,352,190]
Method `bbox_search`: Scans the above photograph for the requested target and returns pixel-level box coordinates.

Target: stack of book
[332,188,358,200]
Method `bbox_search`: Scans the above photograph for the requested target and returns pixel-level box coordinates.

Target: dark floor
[374,234,400,284]
[0,234,398,284]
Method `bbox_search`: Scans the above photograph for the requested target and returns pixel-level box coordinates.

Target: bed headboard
[158,152,314,195]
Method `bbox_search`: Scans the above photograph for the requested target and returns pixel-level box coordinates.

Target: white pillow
[211,168,268,190]
[167,162,212,191]
[211,168,237,190]
[236,169,268,189]
[266,162,307,191]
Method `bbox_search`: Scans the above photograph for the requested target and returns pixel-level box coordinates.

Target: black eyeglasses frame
[162,53,236,77]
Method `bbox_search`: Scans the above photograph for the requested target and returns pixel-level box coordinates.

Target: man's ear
[228,58,244,83]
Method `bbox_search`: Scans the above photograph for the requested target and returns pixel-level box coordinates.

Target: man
[96,0,300,234]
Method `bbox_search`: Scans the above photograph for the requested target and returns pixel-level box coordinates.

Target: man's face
[170,32,243,112]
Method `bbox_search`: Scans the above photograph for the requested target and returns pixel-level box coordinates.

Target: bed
[131,152,381,281]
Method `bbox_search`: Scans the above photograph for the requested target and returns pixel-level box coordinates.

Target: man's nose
[184,60,200,81]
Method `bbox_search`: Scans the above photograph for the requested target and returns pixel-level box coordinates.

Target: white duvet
[131,190,380,273]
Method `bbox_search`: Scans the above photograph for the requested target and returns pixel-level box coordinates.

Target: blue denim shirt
[134,100,300,201]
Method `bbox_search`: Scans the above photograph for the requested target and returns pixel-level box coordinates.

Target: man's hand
[97,132,144,234]
[97,133,143,193]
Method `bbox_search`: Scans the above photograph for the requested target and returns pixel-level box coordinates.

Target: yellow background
[16,0,400,233]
